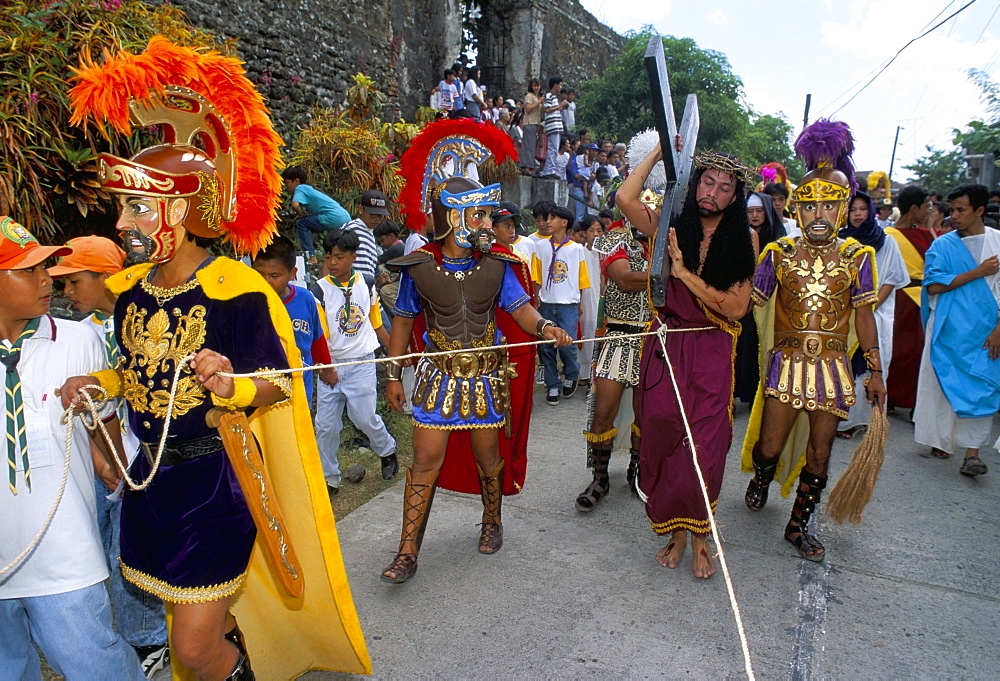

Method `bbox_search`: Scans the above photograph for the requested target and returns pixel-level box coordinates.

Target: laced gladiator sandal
[626,424,641,497]
[477,459,505,554]
[744,451,778,511]
[224,622,254,680]
[575,429,615,512]
[784,470,828,562]
[381,469,438,583]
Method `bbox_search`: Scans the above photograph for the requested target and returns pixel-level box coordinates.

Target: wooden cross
[644,35,700,308]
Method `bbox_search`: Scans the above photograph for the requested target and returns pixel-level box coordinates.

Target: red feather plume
[68,37,283,256]
[398,118,517,231]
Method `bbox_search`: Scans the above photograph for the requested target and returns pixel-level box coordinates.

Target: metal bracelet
[386,359,404,381]
[536,318,556,338]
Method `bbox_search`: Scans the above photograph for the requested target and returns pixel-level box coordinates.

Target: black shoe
[327,484,340,496]
[381,452,399,480]
[562,379,578,398]
[546,388,560,406]
[343,464,367,483]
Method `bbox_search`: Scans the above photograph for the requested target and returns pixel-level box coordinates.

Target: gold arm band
[91,369,123,399]
[211,376,257,410]
[386,359,404,382]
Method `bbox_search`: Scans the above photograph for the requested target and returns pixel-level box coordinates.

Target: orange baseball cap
[48,235,127,276]
[0,217,71,270]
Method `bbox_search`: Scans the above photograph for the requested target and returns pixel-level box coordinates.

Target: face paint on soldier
[797,200,843,243]
[115,195,187,264]
[450,206,493,251]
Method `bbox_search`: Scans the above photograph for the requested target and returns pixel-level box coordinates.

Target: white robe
[914,230,1000,453]
[839,236,909,430]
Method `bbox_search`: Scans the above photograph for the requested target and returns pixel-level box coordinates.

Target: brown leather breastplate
[407,255,507,349]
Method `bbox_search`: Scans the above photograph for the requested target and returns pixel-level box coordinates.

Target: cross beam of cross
[644,35,700,308]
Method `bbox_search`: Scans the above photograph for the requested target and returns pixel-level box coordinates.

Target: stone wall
[160,0,620,139]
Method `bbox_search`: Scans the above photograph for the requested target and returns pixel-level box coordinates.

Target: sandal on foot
[960,456,988,477]
[784,525,825,562]
[380,553,418,583]
[575,477,610,512]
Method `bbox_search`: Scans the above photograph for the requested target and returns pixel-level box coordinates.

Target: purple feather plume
[794,119,857,193]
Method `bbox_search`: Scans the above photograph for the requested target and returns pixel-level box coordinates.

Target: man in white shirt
[0,218,143,680]
[531,206,592,405]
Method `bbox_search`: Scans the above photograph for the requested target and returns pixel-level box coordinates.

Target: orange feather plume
[68,37,283,255]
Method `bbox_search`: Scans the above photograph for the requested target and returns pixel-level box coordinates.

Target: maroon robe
[636,277,738,536]
[887,226,933,410]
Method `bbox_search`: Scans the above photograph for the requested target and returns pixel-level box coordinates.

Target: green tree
[902,146,968,192]
[577,29,797,173]
[954,69,1000,155]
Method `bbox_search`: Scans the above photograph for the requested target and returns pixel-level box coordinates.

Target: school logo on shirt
[292,318,311,335]
[336,303,365,336]
[551,259,568,284]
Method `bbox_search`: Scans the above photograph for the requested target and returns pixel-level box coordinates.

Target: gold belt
[774,333,847,356]
[429,350,503,378]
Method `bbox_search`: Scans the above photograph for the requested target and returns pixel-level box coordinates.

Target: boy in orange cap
[49,235,170,676]
[0,218,143,679]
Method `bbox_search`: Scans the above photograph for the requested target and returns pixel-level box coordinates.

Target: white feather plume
[627,129,666,189]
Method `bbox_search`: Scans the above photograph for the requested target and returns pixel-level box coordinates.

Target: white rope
[653,324,756,680]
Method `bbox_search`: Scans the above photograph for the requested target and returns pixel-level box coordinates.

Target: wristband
[210,376,257,410]
[386,359,404,382]
[91,369,123,399]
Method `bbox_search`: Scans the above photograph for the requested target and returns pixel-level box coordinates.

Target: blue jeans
[315,355,397,487]
[296,213,349,257]
[569,185,587,224]
[0,582,144,680]
[542,132,561,176]
[539,302,580,390]
[94,476,168,649]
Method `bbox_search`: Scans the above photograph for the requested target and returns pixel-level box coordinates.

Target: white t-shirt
[509,235,536,269]
[532,237,592,304]
[0,316,113,598]
[316,273,384,359]
[404,232,429,255]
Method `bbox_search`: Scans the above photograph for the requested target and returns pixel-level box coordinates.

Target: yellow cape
[108,258,371,679]
[739,238,877,497]
[884,226,924,307]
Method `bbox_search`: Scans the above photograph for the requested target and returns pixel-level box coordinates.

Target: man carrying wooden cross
[616,35,759,579]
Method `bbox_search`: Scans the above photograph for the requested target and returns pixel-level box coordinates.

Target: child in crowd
[281,166,351,263]
[532,205,592,406]
[48,236,171,677]
[373,220,405,328]
[0,220,144,680]
[311,229,397,493]
[252,236,336,405]
[554,137,571,182]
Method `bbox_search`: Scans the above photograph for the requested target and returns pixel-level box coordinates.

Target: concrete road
[312,391,1000,679]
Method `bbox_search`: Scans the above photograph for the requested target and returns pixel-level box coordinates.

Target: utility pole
[888,125,902,182]
[803,94,812,129]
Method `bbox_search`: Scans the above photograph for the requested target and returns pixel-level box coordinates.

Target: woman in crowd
[463,66,487,121]
[520,78,543,175]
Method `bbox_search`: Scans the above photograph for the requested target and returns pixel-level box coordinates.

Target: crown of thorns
[692,151,756,186]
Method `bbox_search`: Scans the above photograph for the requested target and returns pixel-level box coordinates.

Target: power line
[817,0,959,117]
[975,0,1000,43]
[829,0,979,117]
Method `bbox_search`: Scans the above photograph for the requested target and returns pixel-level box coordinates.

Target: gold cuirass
[767,239,869,417]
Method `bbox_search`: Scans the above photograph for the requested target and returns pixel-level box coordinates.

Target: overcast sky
[579,0,1000,182]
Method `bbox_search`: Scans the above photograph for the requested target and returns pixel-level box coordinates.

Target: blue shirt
[292,184,350,229]
[282,284,325,403]
[567,153,582,187]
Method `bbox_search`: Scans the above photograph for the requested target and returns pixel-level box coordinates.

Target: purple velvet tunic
[115,266,290,601]
[637,277,737,536]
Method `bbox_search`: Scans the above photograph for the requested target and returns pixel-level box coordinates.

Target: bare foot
[691,535,716,579]
[655,531,687,568]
